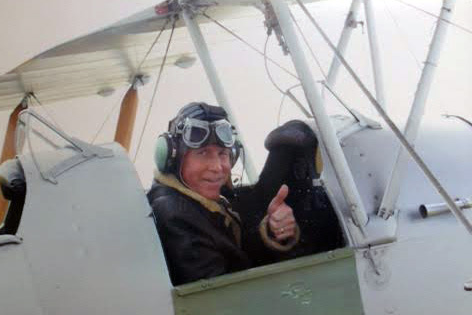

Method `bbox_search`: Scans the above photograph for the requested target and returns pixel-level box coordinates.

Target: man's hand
[267,184,297,242]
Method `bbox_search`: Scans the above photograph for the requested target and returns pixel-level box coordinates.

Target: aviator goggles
[177,117,236,149]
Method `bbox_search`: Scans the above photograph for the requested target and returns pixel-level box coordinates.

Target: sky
[0,0,471,187]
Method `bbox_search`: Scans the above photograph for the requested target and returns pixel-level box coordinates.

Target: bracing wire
[91,18,171,145]
[383,0,449,116]
[289,11,328,81]
[321,81,359,119]
[133,18,177,163]
[289,9,360,120]
[276,91,289,126]
[383,0,422,68]
[29,93,62,130]
[393,0,472,35]
[276,84,301,126]
[202,12,298,80]
[203,11,316,123]
[263,33,312,121]
[91,85,131,144]
[295,0,472,233]
[263,35,286,94]
[135,19,171,75]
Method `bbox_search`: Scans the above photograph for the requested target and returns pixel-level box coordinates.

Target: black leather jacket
[147,120,345,285]
[147,177,251,286]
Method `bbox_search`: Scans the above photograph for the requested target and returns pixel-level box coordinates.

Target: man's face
[181,144,232,200]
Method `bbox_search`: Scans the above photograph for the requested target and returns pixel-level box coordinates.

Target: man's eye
[219,150,230,157]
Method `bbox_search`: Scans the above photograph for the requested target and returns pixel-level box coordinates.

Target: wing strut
[325,0,362,88]
[378,0,456,219]
[269,0,369,240]
[181,1,258,183]
[294,0,472,235]
[363,0,386,110]
[0,98,28,223]
[114,84,139,152]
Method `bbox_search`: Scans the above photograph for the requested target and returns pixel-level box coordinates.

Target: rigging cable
[276,84,301,126]
[133,17,177,163]
[393,0,472,35]
[91,19,171,144]
[383,0,449,116]
[289,11,328,80]
[202,12,298,79]
[91,85,131,144]
[203,12,313,121]
[289,9,361,119]
[383,0,422,68]
[321,81,359,119]
[276,92,288,126]
[263,35,312,120]
[29,93,63,131]
[295,0,472,234]
[135,19,171,75]
[263,35,286,94]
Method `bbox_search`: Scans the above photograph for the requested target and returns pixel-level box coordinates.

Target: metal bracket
[336,110,382,141]
[131,74,151,89]
[321,81,381,140]
[179,0,214,19]
[43,138,114,184]
[377,206,396,220]
[345,11,364,32]
[18,110,114,184]
[261,0,290,55]
[352,108,381,129]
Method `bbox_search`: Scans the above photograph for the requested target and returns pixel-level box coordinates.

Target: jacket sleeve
[149,195,227,286]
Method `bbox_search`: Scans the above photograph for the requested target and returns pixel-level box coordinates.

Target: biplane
[0,0,471,314]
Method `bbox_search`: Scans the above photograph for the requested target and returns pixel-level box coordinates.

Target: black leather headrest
[265,120,317,151]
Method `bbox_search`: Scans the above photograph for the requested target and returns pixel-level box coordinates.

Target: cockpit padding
[228,120,345,266]
[0,159,26,235]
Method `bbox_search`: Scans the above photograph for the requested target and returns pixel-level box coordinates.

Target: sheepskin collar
[154,171,226,213]
[154,171,241,246]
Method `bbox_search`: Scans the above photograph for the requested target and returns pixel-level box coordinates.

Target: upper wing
[0,0,263,110]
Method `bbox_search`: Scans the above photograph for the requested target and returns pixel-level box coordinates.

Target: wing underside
[0,0,323,110]
[0,1,260,110]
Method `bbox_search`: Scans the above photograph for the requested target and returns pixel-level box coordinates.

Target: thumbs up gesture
[267,184,297,241]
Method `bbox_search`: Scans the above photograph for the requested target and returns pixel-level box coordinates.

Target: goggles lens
[181,118,234,148]
[214,121,234,146]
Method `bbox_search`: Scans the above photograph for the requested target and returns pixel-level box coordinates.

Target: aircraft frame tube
[181,5,258,183]
[420,198,472,219]
[270,0,368,229]
[363,0,386,110]
[326,0,362,88]
[378,0,456,219]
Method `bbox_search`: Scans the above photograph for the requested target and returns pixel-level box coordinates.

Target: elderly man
[147,102,301,285]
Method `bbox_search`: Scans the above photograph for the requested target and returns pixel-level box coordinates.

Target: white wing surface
[0,0,282,110]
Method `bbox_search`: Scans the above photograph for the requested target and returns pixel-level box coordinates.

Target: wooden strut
[114,85,139,152]
[0,103,25,223]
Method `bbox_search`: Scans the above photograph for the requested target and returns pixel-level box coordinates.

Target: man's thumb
[268,184,289,213]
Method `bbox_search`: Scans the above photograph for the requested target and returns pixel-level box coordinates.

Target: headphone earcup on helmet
[231,140,242,167]
[154,133,178,173]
